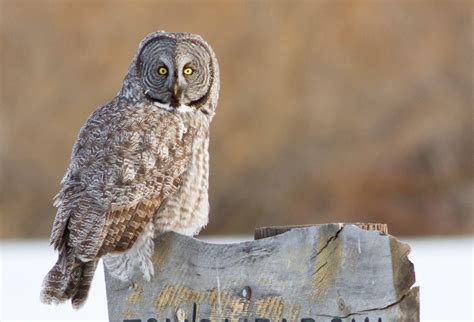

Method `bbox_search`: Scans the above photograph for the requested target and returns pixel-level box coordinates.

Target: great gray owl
[40,31,219,308]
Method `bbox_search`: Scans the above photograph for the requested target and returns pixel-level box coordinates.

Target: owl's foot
[103,222,155,282]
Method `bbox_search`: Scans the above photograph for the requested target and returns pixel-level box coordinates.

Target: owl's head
[121,32,219,116]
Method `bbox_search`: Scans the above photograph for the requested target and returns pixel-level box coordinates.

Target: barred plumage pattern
[40,31,219,308]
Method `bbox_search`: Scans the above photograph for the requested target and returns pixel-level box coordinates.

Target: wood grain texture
[105,224,419,322]
[254,223,388,240]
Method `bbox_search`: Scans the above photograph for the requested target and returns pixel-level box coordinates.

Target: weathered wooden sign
[105,224,419,322]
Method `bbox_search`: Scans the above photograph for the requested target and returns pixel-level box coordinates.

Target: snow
[406,236,473,322]
[0,236,472,321]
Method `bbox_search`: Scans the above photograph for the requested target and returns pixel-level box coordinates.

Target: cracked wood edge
[254,222,388,240]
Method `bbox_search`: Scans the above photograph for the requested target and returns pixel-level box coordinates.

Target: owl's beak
[172,82,179,97]
[170,81,181,108]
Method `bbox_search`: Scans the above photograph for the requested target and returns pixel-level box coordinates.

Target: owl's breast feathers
[49,99,202,260]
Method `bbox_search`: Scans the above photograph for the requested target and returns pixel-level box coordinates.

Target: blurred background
[0,1,472,321]
[1,0,472,238]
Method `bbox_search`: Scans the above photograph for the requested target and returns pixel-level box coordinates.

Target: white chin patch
[176,104,194,113]
[152,102,173,112]
[152,102,193,113]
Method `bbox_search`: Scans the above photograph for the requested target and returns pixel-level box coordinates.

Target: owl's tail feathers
[40,250,99,309]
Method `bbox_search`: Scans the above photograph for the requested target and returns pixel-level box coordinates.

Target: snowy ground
[0,236,472,322]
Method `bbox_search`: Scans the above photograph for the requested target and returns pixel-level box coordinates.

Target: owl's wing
[49,102,196,261]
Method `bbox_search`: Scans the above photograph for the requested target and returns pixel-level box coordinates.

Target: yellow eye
[158,67,168,75]
[183,67,193,76]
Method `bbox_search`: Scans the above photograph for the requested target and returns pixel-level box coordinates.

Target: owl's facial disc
[137,36,212,111]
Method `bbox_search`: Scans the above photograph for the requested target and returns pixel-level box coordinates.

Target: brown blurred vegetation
[0,0,472,238]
